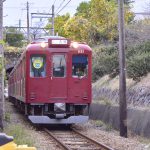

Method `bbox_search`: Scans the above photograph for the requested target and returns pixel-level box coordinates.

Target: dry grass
[93,75,136,91]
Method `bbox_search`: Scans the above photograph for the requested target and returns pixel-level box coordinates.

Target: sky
[3,0,150,27]
[3,0,90,27]
[132,0,149,12]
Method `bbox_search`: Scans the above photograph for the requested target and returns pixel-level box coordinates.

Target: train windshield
[30,55,46,77]
[52,54,66,77]
[72,55,88,77]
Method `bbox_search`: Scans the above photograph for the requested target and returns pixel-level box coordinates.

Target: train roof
[32,36,65,43]
[26,36,92,52]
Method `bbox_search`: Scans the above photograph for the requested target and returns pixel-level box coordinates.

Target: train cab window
[72,55,88,78]
[52,55,66,77]
[30,55,46,77]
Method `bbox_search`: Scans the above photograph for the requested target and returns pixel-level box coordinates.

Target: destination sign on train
[48,38,70,48]
[51,39,68,45]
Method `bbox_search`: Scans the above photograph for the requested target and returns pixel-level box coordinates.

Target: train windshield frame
[52,54,66,78]
[72,55,88,78]
[30,54,46,78]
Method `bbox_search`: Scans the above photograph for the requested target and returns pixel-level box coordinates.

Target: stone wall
[93,86,150,107]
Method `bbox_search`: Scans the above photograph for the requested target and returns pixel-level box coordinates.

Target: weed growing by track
[4,124,34,146]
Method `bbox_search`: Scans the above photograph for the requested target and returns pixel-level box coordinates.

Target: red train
[8,36,92,124]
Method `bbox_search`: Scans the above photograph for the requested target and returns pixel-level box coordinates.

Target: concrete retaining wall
[90,103,150,138]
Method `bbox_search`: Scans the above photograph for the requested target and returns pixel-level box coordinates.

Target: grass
[138,136,150,145]
[128,131,150,144]
[92,120,113,132]
[4,124,34,146]
[3,101,35,147]
[5,112,11,122]
[94,97,112,106]
[105,124,113,131]
[94,120,105,127]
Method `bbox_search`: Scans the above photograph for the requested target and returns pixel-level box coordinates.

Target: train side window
[52,55,66,77]
[72,55,88,78]
[30,55,46,77]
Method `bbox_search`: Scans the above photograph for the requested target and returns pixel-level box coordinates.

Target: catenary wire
[56,0,72,15]
[55,0,66,14]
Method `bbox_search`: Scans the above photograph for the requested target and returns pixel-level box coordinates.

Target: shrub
[127,52,150,80]
[92,41,150,81]
[92,45,119,81]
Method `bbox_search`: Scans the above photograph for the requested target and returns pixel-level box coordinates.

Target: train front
[27,37,92,124]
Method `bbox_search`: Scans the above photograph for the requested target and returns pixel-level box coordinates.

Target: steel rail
[44,128,114,150]
[44,128,71,150]
[72,128,114,150]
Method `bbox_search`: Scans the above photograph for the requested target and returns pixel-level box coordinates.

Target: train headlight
[71,42,79,49]
[40,42,47,48]
[54,103,66,112]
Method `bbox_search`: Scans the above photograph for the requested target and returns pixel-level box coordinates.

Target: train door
[50,53,67,100]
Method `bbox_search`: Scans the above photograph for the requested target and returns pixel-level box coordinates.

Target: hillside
[92,73,150,108]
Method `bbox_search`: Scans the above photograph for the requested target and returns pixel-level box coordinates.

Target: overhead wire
[56,0,72,15]
[28,0,58,25]
[4,5,75,10]
[55,0,65,14]
[53,0,57,5]
[39,0,63,28]
[6,0,72,27]
[48,0,58,13]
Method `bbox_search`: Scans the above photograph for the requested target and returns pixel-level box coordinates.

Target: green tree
[90,0,134,42]
[5,27,24,47]
[75,1,91,18]
[90,0,118,41]
[46,13,70,36]
[45,0,134,44]
[92,45,119,81]
[64,16,91,42]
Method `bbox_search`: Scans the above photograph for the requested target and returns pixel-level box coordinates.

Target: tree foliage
[75,1,91,18]
[46,0,134,44]
[92,45,119,81]
[90,0,134,42]
[90,0,118,41]
[5,27,24,47]
[127,52,150,81]
[64,16,91,42]
[92,41,150,81]
[126,41,150,80]
[46,13,70,36]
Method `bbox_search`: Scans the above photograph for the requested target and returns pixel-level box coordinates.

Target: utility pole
[52,5,55,36]
[19,19,21,31]
[19,19,21,28]
[118,0,127,138]
[27,1,30,43]
[0,0,4,130]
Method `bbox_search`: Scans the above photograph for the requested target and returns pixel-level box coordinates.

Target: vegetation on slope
[92,41,150,81]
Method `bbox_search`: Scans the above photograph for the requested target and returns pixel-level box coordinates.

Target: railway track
[44,128,114,150]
